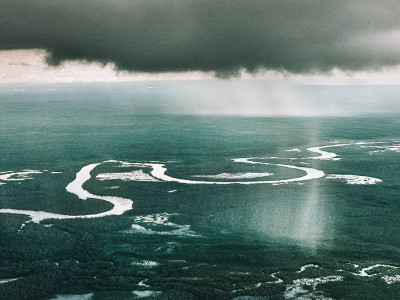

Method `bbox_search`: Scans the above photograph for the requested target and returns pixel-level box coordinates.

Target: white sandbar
[50,293,93,300]
[0,163,133,223]
[132,290,162,298]
[150,159,325,185]
[96,170,160,182]
[284,275,343,299]
[0,278,19,284]
[1,141,392,223]
[353,264,399,277]
[382,275,400,284]
[286,148,301,152]
[326,174,382,185]
[297,264,320,273]
[0,170,42,182]
[192,172,273,179]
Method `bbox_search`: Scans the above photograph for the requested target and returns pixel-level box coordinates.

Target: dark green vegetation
[1,83,400,299]
[1,212,400,300]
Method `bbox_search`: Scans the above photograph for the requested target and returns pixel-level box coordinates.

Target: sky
[1,0,400,84]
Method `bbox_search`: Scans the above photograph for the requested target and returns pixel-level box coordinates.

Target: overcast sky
[1,0,400,83]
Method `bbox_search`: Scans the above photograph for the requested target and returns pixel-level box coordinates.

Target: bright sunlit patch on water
[292,180,326,248]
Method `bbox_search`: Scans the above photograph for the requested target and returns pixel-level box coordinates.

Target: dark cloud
[1,0,400,75]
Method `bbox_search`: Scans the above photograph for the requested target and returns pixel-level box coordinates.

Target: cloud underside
[1,0,400,76]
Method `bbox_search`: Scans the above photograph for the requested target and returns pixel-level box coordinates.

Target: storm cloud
[1,0,400,75]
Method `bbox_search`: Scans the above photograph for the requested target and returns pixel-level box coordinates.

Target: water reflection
[254,180,330,249]
[292,181,326,248]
